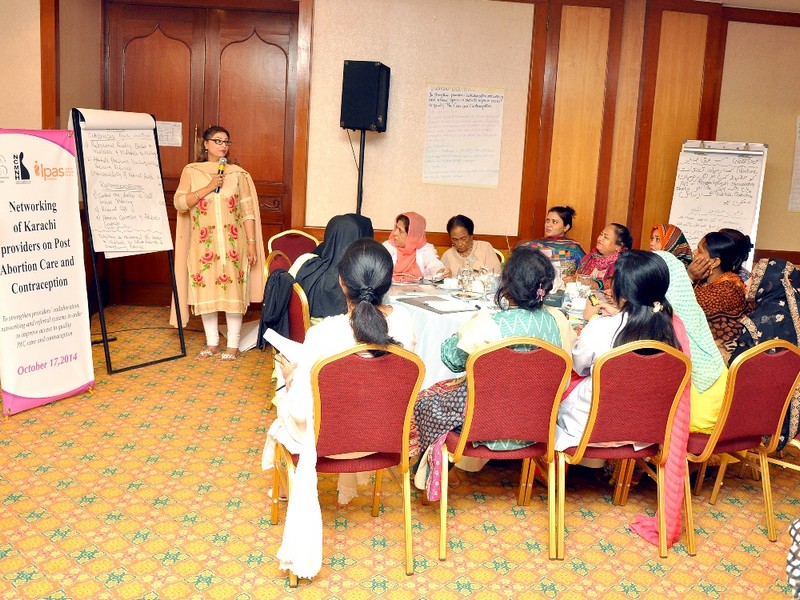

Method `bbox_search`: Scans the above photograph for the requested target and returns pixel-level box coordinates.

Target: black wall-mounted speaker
[340,60,390,132]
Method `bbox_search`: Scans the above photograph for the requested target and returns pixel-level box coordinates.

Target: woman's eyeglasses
[208,138,232,146]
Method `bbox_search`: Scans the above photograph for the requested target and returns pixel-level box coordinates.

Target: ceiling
[698,0,800,13]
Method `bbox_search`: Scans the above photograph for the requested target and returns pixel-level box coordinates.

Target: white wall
[0,1,42,129]
[306,0,534,235]
[717,21,800,251]
[59,0,103,129]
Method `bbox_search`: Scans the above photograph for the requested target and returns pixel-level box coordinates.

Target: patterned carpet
[0,306,797,598]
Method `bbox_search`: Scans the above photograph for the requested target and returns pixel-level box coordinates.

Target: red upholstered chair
[686,340,800,542]
[287,283,310,344]
[267,229,319,263]
[556,340,692,559]
[265,249,291,275]
[437,337,572,561]
[271,343,425,586]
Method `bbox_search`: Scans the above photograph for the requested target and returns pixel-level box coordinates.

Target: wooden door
[105,2,297,305]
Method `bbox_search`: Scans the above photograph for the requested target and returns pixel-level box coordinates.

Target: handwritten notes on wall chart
[423,86,504,187]
[81,128,172,257]
[668,143,767,254]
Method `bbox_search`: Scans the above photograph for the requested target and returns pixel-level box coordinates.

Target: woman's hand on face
[688,256,713,283]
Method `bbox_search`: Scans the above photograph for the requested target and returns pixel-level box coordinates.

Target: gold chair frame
[438,336,571,561]
[556,340,692,559]
[271,343,425,586]
[685,340,800,542]
[267,229,319,254]
[264,249,291,278]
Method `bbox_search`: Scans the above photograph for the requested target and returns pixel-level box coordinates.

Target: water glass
[457,267,473,294]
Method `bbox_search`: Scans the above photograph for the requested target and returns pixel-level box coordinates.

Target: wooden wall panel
[547,5,611,252]
[639,10,707,248]
[606,0,644,225]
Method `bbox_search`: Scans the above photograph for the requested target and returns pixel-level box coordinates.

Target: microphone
[214,157,227,193]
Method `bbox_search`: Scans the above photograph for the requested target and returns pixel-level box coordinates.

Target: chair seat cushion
[562,444,658,460]
[445,431,547,460]
[316,453,402,473]
[687,432,764,456]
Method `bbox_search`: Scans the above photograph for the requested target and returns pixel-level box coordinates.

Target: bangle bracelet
[193,192,199,202]
[247,238,256,243]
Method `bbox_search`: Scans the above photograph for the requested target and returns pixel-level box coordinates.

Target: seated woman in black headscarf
[290,214,373,318]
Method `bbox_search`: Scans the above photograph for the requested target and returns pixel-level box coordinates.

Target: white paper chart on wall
[668,140,767,269]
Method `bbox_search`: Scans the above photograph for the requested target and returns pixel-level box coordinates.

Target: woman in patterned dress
[649,223,693,268]
[412,247,576,469]
[729,258,800,448]
[688,231,748,363]
[575,222,633,290]
[518,205,586,274]
[170,126,266,360]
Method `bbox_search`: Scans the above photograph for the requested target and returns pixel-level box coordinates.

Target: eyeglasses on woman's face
[208,138,232,146]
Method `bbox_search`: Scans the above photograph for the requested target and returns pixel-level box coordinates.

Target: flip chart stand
[71,108,186,374]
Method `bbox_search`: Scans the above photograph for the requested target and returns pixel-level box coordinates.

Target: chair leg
[439,448,449,561]
[693,460,708,496]
[548,459,557,560]
[525,459,544,506]
[657,464,668,558]
[759,450,778,542]
[620,459,637,506]
[403,470,413,575]
[372,469,383,517]
[556,453,566,560]
[684,468,696,556]
[709,454,732,505]
[271,442,283,525]
[613,459,633,506]
[289,571,298,587]
[518,458,532,506]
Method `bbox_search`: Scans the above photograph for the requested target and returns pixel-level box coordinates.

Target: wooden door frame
[41,0,311,229]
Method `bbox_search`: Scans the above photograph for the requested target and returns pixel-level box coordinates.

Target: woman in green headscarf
[655,251,727,432]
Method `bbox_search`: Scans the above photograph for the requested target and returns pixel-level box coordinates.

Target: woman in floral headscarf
[729,258,800,449]
[383,212,446,282]
[650,224,693,268]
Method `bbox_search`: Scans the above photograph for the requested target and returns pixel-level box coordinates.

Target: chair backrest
[268,229,319,262]
[287,283,311,344]
[265,249,291,275]
[692,340,800,459]
[570,340,691,463]
[494,248,506,264]
[454,336,572,461]
[311,344,425,470]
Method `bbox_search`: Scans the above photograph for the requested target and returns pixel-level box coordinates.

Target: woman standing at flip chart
[169,125,266,360]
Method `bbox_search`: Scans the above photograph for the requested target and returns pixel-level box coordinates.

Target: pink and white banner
[0,129,94,416]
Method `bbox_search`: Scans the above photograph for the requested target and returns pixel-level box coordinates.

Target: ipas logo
[33,159,74,181]
[13,152,31,183]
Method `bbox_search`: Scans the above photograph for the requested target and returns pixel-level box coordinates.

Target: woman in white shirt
[383,212,446,282]
[555,250,685,451]
[262,238,416,580]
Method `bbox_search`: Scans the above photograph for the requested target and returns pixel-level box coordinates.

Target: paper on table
[424,299,480,313]
[263,328,304,364]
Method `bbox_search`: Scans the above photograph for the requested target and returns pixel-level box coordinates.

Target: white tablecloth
[387,284,492,389]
